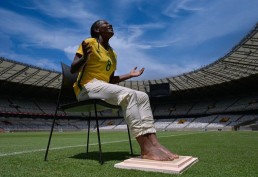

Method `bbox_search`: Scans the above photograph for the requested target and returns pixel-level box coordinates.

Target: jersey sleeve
[76,43,83,55]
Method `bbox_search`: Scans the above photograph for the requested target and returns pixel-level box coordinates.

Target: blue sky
[0,0,258,80]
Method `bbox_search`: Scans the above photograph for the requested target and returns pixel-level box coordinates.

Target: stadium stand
[113,120,128,130]
[0,22,258,132]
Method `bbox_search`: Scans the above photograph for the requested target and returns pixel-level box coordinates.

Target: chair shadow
[69,151,139,162]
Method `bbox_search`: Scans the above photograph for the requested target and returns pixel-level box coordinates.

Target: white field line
[0,132,203,157]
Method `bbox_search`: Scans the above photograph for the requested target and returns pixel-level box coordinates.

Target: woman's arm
[70,41,91,74]
[109,67,145,84]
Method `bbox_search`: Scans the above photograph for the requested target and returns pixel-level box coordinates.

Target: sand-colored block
[114,156,198,174]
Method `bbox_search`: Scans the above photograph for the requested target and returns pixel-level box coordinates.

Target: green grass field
[1,130,258,177]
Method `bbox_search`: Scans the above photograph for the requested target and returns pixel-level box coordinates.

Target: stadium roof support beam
[32,72,51,86]
[177,75,197,89]
[223,63,257,77]
[183,74,206,88]
[165,78,180,91]
[20,69,41,84]
[201,70,231,82]
[0,63,16,76]
[53,82,62,89]
[242,44,258,49]
[174,78,189,89]
[5,66,29,82]
[222,60,258,68]
[187,72,222,86]
[41,73,62,87]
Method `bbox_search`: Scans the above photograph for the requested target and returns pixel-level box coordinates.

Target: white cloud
[64,45,78,54]
[0,8,82,49]
[28,0,98,24]
[115,22,178,49]
[63,45,79,62]
[163,0,258,47]
[110,36,195,80]
[163,0,204,18]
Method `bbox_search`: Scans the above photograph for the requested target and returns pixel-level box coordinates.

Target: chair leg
[127,125,133,156]
[94,103,103,164]
[86,116,91,154]
[44,118,56,161]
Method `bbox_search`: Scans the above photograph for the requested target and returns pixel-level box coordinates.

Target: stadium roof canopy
[0,22,258,94]
[0,58,61,89]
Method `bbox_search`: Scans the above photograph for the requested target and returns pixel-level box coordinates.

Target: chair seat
[61,99,120,112]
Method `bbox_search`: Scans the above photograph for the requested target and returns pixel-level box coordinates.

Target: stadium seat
[44,63,133,164]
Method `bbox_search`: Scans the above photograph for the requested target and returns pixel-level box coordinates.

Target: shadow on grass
[70,151,139,162]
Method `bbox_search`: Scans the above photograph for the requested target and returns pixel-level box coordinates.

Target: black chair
[44,63,133,164]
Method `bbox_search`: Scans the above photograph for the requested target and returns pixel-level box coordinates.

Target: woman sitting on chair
[70,20,179,161]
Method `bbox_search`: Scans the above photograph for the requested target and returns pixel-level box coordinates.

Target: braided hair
[90,20,104,51]
[90,20,103,38]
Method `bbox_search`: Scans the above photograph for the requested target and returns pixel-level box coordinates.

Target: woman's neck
[98,36,110,50]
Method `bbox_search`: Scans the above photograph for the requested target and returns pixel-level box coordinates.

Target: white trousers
[77,79,156,137]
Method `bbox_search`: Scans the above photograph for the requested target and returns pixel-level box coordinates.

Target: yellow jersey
[73,38,117,96]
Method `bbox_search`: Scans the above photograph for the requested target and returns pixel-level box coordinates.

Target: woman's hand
[130,67,145,78]
[70,41,91,74]
[82,41,92,58]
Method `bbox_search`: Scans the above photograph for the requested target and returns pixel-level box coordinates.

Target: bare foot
[141,146,172,161]
[136,134,174,161]
[147,133,179,159]
[155,144,179,159]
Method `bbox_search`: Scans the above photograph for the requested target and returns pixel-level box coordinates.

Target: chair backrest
[59,62,78,104]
